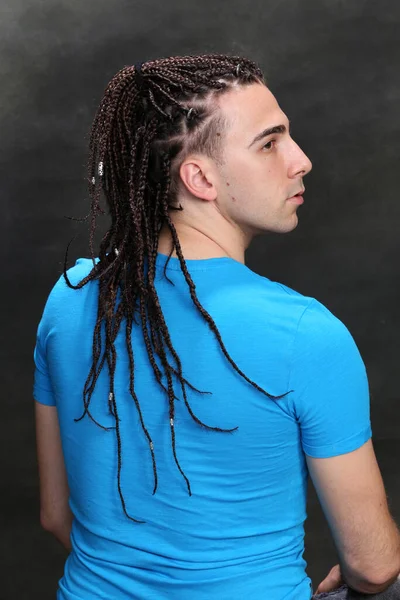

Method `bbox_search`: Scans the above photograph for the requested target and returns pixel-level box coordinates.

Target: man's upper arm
[306,439,400,582]
[34,400,71,529]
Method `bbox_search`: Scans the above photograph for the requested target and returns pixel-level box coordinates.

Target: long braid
[62,54,293,522]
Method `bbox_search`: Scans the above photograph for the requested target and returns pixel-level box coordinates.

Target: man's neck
[157,224,246,264]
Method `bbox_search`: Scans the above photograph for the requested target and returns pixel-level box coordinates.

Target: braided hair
[62,53,292,523]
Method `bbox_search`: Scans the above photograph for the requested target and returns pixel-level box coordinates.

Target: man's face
[214,82,312,237]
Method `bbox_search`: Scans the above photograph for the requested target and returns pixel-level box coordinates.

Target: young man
[34,54,400,599]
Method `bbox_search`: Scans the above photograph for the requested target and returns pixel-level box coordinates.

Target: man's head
[88,54,312,262]
[176,82,312,250]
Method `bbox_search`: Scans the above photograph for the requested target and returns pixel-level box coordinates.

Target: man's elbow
[40,510,55,533]
[40,510,73,551]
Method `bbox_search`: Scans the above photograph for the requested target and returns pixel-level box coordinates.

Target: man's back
[33,252,371,600]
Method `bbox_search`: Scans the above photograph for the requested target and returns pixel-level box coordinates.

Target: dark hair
[63,53,291,523]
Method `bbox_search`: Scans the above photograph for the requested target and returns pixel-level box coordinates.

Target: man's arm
[307,439,400,594]
[34,401,73,551]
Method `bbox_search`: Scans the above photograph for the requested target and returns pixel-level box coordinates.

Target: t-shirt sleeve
[32,274,64,407]
[33,317,56,406]
[33,258,96,407]
[288,298,372,458]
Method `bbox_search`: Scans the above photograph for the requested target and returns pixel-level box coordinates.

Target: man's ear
[179,156,217,201]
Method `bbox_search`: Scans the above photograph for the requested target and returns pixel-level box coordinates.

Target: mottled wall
[1,1,399,597]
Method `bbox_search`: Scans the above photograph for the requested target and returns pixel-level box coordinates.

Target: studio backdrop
[1,1,399,598]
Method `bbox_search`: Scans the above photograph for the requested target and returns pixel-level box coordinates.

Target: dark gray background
[1,0,399,598]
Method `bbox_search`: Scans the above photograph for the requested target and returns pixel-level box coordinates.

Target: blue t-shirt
[33,253,372,600]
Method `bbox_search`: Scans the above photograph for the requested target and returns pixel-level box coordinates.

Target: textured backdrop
[1,1,399,597]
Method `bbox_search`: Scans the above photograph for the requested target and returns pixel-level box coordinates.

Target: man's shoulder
[64,256,99,286]
[246,269,315,310]
[53,256,98,291]
[248,271,346,334]
[41,257,98,315]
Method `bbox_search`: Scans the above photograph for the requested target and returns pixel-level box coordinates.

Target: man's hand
[315,564,344,594]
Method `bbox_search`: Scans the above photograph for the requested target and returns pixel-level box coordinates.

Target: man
[34,54,400,599]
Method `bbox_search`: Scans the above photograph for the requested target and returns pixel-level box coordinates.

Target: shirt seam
[286,298,317,395]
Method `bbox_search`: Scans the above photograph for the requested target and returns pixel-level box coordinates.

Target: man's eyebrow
[247,124,288,148]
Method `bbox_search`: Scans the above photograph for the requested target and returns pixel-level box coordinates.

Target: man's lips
[287,188,305,200]
[287,189,305,204]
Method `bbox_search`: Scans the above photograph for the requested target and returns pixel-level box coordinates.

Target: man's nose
[289,144,313,178]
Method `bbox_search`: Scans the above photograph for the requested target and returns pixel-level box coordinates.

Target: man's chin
[244,213,300,238]
[268,215,300,235]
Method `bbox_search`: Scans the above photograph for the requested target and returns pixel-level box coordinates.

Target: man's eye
[262,140,275,151]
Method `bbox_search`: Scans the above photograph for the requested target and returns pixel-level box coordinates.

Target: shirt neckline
[155,252,242,271]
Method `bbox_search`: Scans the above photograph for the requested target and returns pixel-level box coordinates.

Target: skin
[158,82,313,263]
